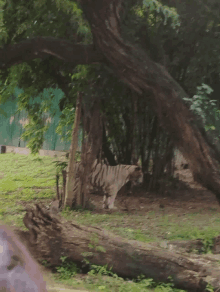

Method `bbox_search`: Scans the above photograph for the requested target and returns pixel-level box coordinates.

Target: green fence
[0,87,82,152]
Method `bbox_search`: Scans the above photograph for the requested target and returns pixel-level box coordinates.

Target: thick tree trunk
[75,99,102,208]
[64,92,82,208]
[80,0,220,203]
[22,204,220,292]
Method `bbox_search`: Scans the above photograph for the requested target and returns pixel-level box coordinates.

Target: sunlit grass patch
[0,153,56,222]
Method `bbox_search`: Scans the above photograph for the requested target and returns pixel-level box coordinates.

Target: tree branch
[0,37,105,68]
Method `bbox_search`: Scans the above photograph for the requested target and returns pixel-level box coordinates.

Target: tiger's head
[128,166,143,185]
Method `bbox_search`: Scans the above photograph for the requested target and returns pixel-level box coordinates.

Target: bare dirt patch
[88,167,220,216]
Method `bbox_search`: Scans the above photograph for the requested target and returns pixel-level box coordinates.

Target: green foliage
[1,0,92,94]
[183,83,220,145]
[86,267,186,292]
[55,106,75,142]
[127,0,220,97]
[0,0,92,150]
[88,264,114,277]
[201,237,214,254]
[2,0,91,43]
[0,0,7,46]
[41,259,52,268]
[135,275,181,292]
[184,84,214,122]
[15,88,59,154]
[21,120,49,155]
[142,0,180,28]
[52,160,68,174]
[52,150,81,175]
[1,0,220,169]
[56,256,79,280]
[205,283,215,292]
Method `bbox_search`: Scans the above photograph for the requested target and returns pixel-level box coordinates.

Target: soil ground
[88,167,220,216]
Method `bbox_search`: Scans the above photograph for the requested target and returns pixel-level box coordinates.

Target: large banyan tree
[2,1,220,290]
[1,0,220,202]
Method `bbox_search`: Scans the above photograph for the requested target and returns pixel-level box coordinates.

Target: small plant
[134,275,187,291]
[88,264,114,277]
[55,256,79,280]
[205,283,215,292]
[201,237,214,254]
[41,259,51,268]
[135,275,155,288]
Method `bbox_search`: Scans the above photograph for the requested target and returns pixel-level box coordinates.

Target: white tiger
[65,160,143,209]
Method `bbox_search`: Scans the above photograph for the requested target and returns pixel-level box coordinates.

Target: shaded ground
[88,167,220,216]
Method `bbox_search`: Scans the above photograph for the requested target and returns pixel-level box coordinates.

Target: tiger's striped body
[69,160,143,209]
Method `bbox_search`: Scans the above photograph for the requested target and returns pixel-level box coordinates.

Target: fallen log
[22,204,220,291]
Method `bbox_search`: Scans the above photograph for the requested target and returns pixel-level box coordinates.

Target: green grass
[0,153,218,292]
[0,153,57,225]
[62,208,220,247]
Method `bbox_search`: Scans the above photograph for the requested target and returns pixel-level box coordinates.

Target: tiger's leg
[103,186,112,209]
[106,187,118,209]
[103,193,114,209]
[103,194,107,209]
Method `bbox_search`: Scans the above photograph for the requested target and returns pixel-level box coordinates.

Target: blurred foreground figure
[0,225,48,292]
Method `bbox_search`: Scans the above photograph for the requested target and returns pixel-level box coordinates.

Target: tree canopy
[0,0,220,197]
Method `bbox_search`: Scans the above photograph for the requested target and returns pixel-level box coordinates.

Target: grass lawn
[0,152,219,292]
